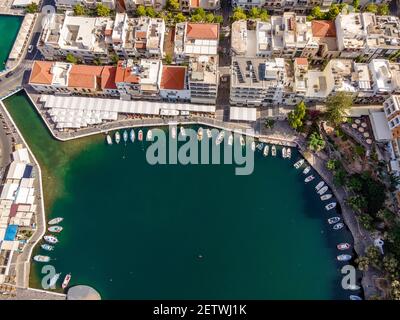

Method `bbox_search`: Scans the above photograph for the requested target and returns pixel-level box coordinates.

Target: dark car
[5,72,14,78]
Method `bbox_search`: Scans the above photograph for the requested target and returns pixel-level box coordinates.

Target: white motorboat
[206,129,212,139]
[33,255,50,263]
[263,145,269,156]
[48,226,63,233]
[315,181,325,191]
[251,141,255,151]
[325,202,337,210]
[286,148,291,158]
[216,131,225,145]
[337,243,351,250]
[333,222,344,230]
[197,127,203,141]
[106,135,112,145]
[317,186,328,195]
[130,129,135,143]
[146,129,153,141]
[123,130,128,142]
[171,126,177,139]
[48,217,63,225]
[305,175,315,183]
[349,295,362,300]
[328,217,341,224]
[282,147,287,158]
[180,126,186,137]
[321,194,332,201]
[228,133,233,146]
[294,159,304,169]
[271,145,277,156]
[44,235,58,244]
[303,166,311,175]
[337,254,352,261]
[114,131,120,144]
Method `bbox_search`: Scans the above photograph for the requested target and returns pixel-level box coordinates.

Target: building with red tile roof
[311,20,336,38]
[160,66,190,102]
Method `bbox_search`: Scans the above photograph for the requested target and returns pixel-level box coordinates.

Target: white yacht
[294,159,304,169]
[251,141,256,151]
[263,145,269,156]
[325,202,337,210]
[286,148,291,158]
[114,131,120,144]
[282,148,287,158]
[180,126,186,137]
[146,129,153,141]
[106,135,112,145]
[315,181,325,191]
[206,129,212,139]
[305,175,315,183]
[321,194,332,201]
[317,186,328,195]
[303,166,311,175]
[271,145,277,156]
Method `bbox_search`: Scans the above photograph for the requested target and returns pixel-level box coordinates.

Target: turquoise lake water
[3,91,360,299]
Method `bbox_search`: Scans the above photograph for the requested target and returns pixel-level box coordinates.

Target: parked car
[28,45,34,53]
[5,72,14,78]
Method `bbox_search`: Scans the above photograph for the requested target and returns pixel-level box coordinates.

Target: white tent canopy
[369,111,392,142]
[229,107,257,122]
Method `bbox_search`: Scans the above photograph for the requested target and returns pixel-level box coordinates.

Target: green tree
[359,214,374,231]
[191,14,204,22]
[288,101,306,130]
[66,53,78,64]
[145,6,156,18]
[377,4,389,15]
[389,172,400,191]
[365,246,382,269]
[352,0,360,11]
[346,175,363,192]
[383,255,399,279]
[386,225,400,259]
[231,7,247,22]
[309,6,324,20]
[174,12,186,23]
[391,280,400,300]
[259,10,269,22]
[73,4,86,16]
[326,159,337,171]
[164,53,172,65]
[136,5,146,16]
[264,119,275,129]
[308,131,325,152]
[355,256,370,271]
[326,4,341,20]
[205,13,215,23]
[364,3,378,14]
[96,4,111,17]
[248,7,261,19]
[325,92,353,127]
[192,8,206,20]
[26,3,38,13]
[334,169,346,186]
[166,0,180,11]
[213,15,223,24]
[110,53,119,66]
[346,195,367,213]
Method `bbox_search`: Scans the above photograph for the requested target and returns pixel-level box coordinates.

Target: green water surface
[0,15,23,71]
[3,91,358,299]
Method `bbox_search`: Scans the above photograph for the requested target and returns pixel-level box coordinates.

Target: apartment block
[335,12,400,62]
[55,0,116,11]
[112,13,165,59]
[37,13,114,63]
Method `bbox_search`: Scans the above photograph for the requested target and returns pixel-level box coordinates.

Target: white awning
[369,111,392,142]
[229,107,257,122]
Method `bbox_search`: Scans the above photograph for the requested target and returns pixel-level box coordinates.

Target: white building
[55,0,116,10]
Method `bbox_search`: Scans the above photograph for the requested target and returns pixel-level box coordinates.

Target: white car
[28,45,33,53]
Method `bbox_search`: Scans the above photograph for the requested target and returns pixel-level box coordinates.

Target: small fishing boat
[349,295,362,300]
[41,244,54,251]
[206,128,212,139]
[337,254,352,262]
[251,141,256,151]
[44,235,58,244]
[171,126,177,139]
[337,243,351,250]
[123,130,128,142]
[317,186,328,195]
[328,217,341,224]
[348,284,361,291]
[227,133,233,146]
[115,131,120,144]
[325,202,337,210]
[305,175,315,183]
[257,143,264,151]
[271,145,277,156]
[49,273,61,288]
[138,130,143,141]
[303,166,311,175]
[197,127,203,141]
[240,135,245,147]
[321,193,332,201]
[315,181,325,191]
[282,147,287,158]
[180,126,186,137]
[263,145,269,156]
[48,226,63,233]
[294,159,304,169]
[130,129,135,143]
[146,129,153,141]
[48,217,63,225]
[106,135,112,145]
[62,273,71,290]
[33,255,50,263]
[286,148,291,158]
[333,222,344,230]
[216,131,225,145]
